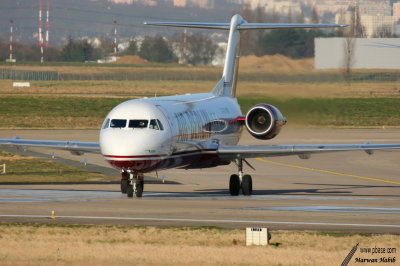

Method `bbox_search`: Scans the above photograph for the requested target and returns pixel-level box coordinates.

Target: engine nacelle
[245,104,286,140]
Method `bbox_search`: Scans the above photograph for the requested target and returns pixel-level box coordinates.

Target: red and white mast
[39,0,44,63]
[46,1,49,48]
[183,28,187,63]
[39,0,42,47]
[9,20,13,61]
[114,20,117,58]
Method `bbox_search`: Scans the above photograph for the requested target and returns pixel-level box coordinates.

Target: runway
[1,127,400,233]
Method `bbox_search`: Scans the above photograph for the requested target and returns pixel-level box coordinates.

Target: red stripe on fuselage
[104,149,221,172]
[103,149,217,159]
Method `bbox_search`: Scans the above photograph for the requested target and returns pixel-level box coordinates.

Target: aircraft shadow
[193,182,400,198]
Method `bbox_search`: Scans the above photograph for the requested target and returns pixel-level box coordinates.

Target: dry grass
[114,55,150,65]
[0,223,398,266]
[240,54,314,72]
[0,150,116,183]
[1,79,399,99]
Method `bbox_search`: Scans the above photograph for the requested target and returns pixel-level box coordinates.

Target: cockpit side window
[102,118,110,129]
[157,119,164,131]
[110,119,127,128]
[129,120,148,128]
[149,119,159,130]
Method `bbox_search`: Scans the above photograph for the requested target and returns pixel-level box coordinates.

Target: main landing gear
[229,159,252,196]
[121,170,144,198]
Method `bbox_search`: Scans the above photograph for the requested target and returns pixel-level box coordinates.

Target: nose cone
[100,129,156,156]
[99,99,172,172]
[100,128,171,172]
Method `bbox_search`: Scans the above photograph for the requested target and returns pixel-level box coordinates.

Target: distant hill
[0,0,242,46]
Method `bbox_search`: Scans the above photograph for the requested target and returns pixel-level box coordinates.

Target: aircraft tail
[145,15,346,98]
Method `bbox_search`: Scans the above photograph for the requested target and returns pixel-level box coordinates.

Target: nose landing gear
[121,171,144,198]
[229,159,253,196]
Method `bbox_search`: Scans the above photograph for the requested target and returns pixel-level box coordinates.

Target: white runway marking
[1,189,399,202]
[241,206,400,214]
[0,214,399,228]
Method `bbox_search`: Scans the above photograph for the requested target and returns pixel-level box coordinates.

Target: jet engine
[245,104,286,140]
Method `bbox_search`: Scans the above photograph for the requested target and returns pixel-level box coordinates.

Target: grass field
[1,95,399,129]
[0,223,397,265]
[1,67,400,129]
[0,150,115,183]
[1,79,400,98]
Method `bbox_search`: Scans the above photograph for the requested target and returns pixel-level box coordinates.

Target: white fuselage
[99,93,243,172]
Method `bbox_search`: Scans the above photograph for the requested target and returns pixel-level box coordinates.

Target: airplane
[1,14,400,198]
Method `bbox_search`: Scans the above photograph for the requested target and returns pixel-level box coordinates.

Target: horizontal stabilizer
[144,21,346,31]
[144,22,230,30]
[237,23,347,30]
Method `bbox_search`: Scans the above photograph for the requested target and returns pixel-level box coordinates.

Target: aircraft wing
[217,143,400,160]
[0,138,100,155]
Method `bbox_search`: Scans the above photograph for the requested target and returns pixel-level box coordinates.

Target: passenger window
[102,118,110,129]
[110,119,127,128]
[129,120,148,128]
[149,119,159,130]
[157,119,164,131]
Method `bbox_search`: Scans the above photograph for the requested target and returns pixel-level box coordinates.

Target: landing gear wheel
[127,183,133,198]
[135,180,144,198]
[241,174,252,196]
[121,179,128,194]
[229,174,240,196]
[121,171,129,194]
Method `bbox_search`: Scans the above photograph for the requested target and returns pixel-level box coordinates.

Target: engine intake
[245,104,286,140]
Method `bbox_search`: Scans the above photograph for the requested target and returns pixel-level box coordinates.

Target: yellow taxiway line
[256,158,400,185]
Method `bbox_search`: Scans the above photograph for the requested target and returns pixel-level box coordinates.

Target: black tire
[120,179,128,194]
[242,174,252,196]
[135,180,144,198]
[127,184,133,198]
[229,174,240,196]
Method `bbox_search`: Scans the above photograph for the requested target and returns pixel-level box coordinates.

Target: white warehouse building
[315,37,400,69]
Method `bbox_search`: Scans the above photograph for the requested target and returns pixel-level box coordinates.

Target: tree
[96,37,114,59]
[353,5,365,38]
[310,6,319,24]
[239,3,257,56]
[173,33,218,65]
[341,5,365,82]
[373,25,396,38]
[60,37,94,62]
[139,36,176,63]
[296,9,305,23]
[286,7,293,23]
[260,29,328,58]
[123,39,138,55]
[269,7,279,23]
[254,4,267,55]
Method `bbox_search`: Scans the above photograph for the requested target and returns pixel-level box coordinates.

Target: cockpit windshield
[129,120,148,128]
[110,119,127,128]
[107,119,164,130]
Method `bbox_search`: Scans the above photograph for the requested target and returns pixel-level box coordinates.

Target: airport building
[314,37,400,69]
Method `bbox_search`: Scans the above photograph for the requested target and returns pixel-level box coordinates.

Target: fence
[1,67,400,83]
[0,68,59,81]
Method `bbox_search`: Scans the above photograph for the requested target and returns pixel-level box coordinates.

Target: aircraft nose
[99,129,171,171]
[100,129,169,155]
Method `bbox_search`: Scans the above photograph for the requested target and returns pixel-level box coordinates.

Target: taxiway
[1,127,399,233]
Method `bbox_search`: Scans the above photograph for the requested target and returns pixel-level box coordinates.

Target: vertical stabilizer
[220,14,243,98]
[144,16,346,98]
